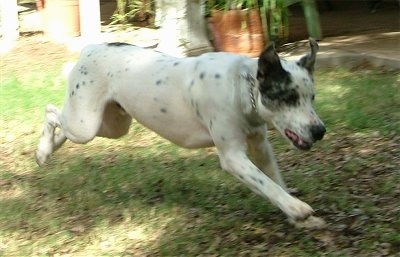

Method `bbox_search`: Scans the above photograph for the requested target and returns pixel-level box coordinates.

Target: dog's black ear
[257,42,287,82]
[298,38,319,74]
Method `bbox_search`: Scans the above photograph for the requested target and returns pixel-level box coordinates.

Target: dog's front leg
[246,129,287,191]
[216,140,325,228]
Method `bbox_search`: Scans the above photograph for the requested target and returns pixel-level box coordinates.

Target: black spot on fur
[259,76,300,108]
[71,90,75,96]
[250,176,257,182]
[79,65,88,76]
[76,83,79,89]
[156,80,162,86]
[160,108,167,113]
[195,103,203,120]
[189,80,195,91]
[221,136,225,141]
[258,179,264,185]
[199,72,205,79]
[82,81,86,85]
[107,42,133,47]
[215,73,221,79]
[194,61,200,71]
[196,109,203,119]
[257,50,303,108]
[173,62,180,66]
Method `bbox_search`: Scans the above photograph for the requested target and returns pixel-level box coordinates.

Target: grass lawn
[0,44,399,256]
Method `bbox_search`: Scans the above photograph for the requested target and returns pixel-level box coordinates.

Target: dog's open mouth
[285,129,312,151]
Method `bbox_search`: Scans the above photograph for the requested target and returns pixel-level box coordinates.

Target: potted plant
[208,0,266,57]
[262,0,290,44]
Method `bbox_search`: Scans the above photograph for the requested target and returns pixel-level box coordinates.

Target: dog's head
[256,38,325,150]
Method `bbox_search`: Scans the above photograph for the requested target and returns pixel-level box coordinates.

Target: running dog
[36,39,326,228]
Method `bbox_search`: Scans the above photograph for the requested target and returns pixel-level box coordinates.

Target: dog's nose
[310,125,326,141]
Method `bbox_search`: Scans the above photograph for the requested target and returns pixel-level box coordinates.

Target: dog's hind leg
[246,129,287,191]
[96,102,132,139]
[36,79,109,165]
[35,104,67,166]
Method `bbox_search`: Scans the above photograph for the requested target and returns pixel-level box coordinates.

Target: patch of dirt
[284,132,400,248]
[1,34,78,77]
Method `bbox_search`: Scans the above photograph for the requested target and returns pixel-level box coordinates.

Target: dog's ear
[257,42,287,82]
[298,38,319,74]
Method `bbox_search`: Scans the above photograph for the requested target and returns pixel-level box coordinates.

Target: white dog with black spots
[36,39,326,228]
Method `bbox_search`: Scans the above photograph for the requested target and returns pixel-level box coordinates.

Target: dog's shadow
[22,144,285,250]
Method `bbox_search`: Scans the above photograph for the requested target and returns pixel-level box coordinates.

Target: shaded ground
[289,0,399,41]
[1,66,399,255]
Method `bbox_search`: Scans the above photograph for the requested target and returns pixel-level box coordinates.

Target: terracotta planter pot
[224,10,250,53]
[247,9,265,57]
[210,8,266,57]
[36,0,45,10]
[209,10,224,52]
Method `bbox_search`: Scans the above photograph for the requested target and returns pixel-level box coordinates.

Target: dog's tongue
[285,129,312,150]
[286,129,305,146]
[286,129,298,141]
[297,137,305,146]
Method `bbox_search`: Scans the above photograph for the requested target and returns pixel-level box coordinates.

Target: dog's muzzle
[285,124,325,151]
[310,124,326,141]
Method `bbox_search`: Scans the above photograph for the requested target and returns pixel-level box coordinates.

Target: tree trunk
[155,0,213,57]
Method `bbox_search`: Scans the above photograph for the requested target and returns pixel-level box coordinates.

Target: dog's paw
[35,150,49,166]
[280,197,314,221]
[289,215,327,230]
